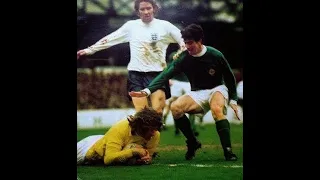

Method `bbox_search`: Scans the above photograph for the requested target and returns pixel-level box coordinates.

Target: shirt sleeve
[220,54,238,102]
[166,22,185,48]
[145,131,160,156]
[84,21,131,55]
[103,126,135,165]
[147,54,184,93]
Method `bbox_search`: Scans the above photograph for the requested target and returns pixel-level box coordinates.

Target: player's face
[184,40,203,56]
[138,2,154,23]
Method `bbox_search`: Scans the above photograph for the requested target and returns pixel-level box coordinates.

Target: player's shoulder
[179,50,189,58]
[124,19,140,26]
[155,18,174,26]
[152,131,160,140]
[170,50,188,62]
[154,18,167,23]
[206,46,224,57]
[179,50,189,59]
[107,119,131,137]
[111,119,130,131]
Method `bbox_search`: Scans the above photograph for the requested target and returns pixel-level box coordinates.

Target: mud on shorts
[127,71,171,101]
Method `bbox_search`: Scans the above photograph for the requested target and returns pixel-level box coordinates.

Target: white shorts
[186,85,229,115]
[170,79,191,97]
[77,135,104,165]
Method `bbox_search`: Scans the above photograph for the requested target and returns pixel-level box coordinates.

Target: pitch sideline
[153,163,243,168]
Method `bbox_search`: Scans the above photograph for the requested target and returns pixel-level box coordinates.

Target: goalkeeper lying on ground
[77,107,163,166]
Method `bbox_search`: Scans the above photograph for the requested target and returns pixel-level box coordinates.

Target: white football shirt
[84,18,185,72]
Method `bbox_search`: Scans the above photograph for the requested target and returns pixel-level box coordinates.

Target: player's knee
[153,107,163,115]
[170,101,184,118]
[152,102,165,115]
[210,104,224,118]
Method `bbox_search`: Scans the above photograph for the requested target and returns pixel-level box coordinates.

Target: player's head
[128,107,163,140]
[134,0,159,23]
[181,24,204,56]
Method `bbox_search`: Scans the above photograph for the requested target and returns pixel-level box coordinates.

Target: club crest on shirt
[150,33,158,46]
[209,68,215,76]
[151,33,158,41]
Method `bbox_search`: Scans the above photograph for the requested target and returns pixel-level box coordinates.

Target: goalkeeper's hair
[128,107,163,135]
[181,23,204,42]
[134,0,160,14]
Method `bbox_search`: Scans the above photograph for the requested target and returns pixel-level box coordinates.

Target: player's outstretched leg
[174,114,201,160]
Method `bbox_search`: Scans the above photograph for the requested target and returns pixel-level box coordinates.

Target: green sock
[174,121,179,132]
[189,114,196,132]
[215,119,232,153]
[174,114,196,142]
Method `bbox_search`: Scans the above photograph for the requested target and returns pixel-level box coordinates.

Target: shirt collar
[192,45,207,57]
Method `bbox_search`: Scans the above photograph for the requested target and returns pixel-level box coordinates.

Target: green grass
[77,123,243,180]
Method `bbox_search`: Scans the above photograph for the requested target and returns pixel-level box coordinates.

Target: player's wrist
[230,100,237,106]
[132,149,141,157]
[141,88,151,96]
[133,148,147,157]
[84,48,94,55]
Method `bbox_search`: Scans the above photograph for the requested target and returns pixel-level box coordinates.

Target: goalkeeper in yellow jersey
[77,107,163,166]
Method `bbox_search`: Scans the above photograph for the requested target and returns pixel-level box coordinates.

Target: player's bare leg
[132,97,149,112]
[171,95,202,160]
[150,89,166,115]
[210,92,237,161]
[162,97,177,131]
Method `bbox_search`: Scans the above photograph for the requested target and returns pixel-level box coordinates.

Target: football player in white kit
[77,0,185,116]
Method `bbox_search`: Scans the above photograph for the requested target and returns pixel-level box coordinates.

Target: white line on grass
[153,164,243,168]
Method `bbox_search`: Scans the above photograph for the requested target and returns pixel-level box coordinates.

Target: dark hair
[128,107,163,136]
[134,0,159,14]
[181,24,204,42]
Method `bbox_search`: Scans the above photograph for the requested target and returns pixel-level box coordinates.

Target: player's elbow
[103,156,113,165]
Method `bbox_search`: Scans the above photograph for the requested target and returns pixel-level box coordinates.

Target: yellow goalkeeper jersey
[85,119,160,165]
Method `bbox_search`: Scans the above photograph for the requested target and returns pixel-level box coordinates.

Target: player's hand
[129,91,148,97]
[77,49,87,60]
[169,79,173,86]
[173,46,186,60]
[137,152,152,164]
[230,104,240,121]
[133,148,149,157]
[173,51,182,60]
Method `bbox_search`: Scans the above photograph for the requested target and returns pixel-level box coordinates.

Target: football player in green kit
[129,23,240,161]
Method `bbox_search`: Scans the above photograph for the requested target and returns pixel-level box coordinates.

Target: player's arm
[77,22,130,59]
[129,59,182,97]
[220,54,238,104]
[219,54,241,120]
[103,126,147,165]
[137,131,160,164]
[166,22,186,59]
[166,22,185,48]
[145,131,160,156]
